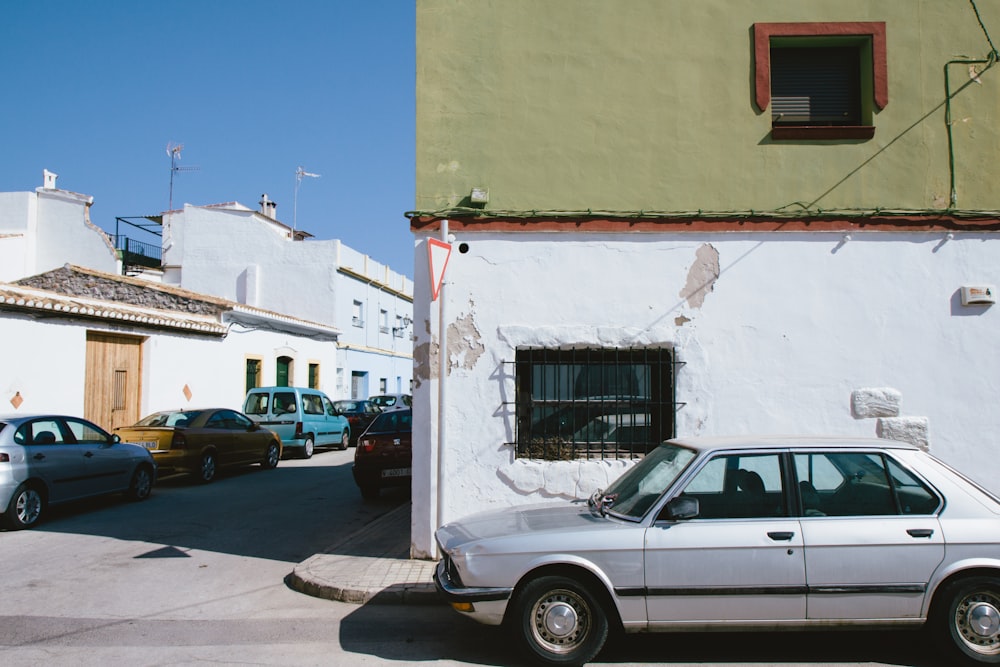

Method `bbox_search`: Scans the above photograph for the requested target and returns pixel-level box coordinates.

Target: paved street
[0,447,943,666]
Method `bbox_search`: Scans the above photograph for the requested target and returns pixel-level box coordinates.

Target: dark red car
[333,400,381,446]
[352,408,411,500]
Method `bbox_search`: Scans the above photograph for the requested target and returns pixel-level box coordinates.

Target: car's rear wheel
[4,483,43,530]
[126,465,154,501]
[935,576,1000,664]
[197,451,217,483]
[302,436,315,459]
[339,430,350,451]
[510,574,609,666]
[262,441,280,469]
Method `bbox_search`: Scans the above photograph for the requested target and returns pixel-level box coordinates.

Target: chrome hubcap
[543,602,578,637]
[957,592,1000,654]
[530,589,588,654]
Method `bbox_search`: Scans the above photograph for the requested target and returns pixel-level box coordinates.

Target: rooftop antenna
[166,142,200,212]
[293,166,320,232]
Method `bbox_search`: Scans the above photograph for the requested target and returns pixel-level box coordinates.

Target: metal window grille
[510,347,682,461]
[112,370,127,411]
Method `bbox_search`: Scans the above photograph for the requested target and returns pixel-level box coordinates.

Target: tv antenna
[166,142,200,211]
[293,166,320,232]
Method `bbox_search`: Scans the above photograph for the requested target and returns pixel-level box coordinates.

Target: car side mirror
[248,422,260,432]
[661,496,699,521]
[111,434,122,444]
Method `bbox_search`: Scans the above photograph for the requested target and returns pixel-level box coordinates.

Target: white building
[154,198,414,399]
[0,171,413,429]
[410,226,1000,558]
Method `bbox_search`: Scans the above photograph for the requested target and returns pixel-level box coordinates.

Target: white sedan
[435,436,1000,666]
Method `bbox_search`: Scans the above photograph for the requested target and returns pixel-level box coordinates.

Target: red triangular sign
[428,238,452,301]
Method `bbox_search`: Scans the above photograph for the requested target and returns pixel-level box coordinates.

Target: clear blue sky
[1,1,416,276]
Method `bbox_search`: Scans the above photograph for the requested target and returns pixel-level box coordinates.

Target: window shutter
[771,47,860,125]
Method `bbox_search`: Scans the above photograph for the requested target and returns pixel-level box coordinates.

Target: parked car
[352,408,411,499]
[369,393,412,412]
[115,408,280,483]
[0,414,156,529]
[435,435,1000,666]
[243,386,350,458]
[333,399,381,446]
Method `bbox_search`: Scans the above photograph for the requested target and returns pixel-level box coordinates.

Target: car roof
[667,435,920,452]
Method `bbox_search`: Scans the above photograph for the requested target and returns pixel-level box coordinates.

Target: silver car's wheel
[198,451,217,483]
[262,441,280,469]
[302,437,314,459]
[938,577,1000,664]
[126,465,154,501]
[5,483,43,530]
[512,575,609,666]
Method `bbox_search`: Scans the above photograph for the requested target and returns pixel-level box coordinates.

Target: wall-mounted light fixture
[961,285,996,306]
[470,187,489,205]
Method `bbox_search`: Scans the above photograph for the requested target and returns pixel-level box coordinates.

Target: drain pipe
[436,219,449,541]
[944,52,996,208]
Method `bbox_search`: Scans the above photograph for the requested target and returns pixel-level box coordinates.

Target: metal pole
[436,219,449,537]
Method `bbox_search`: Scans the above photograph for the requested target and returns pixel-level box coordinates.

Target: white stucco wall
[163,204,414,401]
[0,314,343,423]
[411,229,1000,556]
[0,192,34,283]
[34,189,118,276]
[1,315,88,414]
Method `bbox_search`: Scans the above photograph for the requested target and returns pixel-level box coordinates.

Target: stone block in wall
[852,387,901,419]
[877,416,929,451]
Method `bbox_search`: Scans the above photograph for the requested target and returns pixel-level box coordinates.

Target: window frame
[513,347,677,461]
[753,22,887,141]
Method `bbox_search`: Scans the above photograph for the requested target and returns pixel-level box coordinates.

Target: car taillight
[171,431,187,449]
[294,422,303,439]
[0,453,8,462]
[361,439,375,452]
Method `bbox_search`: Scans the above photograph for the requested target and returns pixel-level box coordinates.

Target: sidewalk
[288,501,442,605]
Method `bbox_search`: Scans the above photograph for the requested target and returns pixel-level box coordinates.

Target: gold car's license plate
[381,467,411,478]
[134,441,159,450]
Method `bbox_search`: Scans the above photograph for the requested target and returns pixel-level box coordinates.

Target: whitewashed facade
[159,201,413,399]
[410,229,1000,557]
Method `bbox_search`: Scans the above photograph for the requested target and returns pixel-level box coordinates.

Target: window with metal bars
[513,348,680,461]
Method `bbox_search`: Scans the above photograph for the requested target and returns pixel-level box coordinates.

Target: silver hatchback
[435,436,1000,666]
[0,414,156,529]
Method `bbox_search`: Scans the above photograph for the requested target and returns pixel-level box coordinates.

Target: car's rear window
[368,410,412,433]
[136,411,203,427]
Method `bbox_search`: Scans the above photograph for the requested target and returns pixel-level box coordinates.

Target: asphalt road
[0,447,947,666]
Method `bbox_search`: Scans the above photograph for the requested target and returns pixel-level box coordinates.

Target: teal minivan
[243,387,350,458]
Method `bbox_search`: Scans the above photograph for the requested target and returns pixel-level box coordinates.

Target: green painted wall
[416,0,1000,216]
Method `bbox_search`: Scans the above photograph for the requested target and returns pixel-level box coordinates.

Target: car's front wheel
[197,451,217,483]
[262,441,280,469]
[510,574,609,666]
[4,483,43,530]
[339,430,350,450]
[126,465,154,501]
[302,436,315,459]
[935,576,1000,664]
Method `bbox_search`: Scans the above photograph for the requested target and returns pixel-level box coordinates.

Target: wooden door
[85,332,143,432]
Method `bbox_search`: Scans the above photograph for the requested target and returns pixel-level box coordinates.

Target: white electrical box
[961,285,996,306]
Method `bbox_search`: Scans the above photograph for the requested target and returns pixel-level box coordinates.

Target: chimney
[258,193,277,219]
[43,169,58,190]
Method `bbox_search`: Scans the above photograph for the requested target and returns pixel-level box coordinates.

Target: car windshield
[335,401,361,412]
[597,442,698,520]
[135,411,203,428]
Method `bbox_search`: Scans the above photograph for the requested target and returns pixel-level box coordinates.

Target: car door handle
[84,451,94,458]
[767,531,795,541]
[907,528,934,538]
[33,453,45,461]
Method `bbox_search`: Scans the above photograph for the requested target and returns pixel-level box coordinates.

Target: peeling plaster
[679,243,719,308]
[447,305,485,373]
[499,458,636,500]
